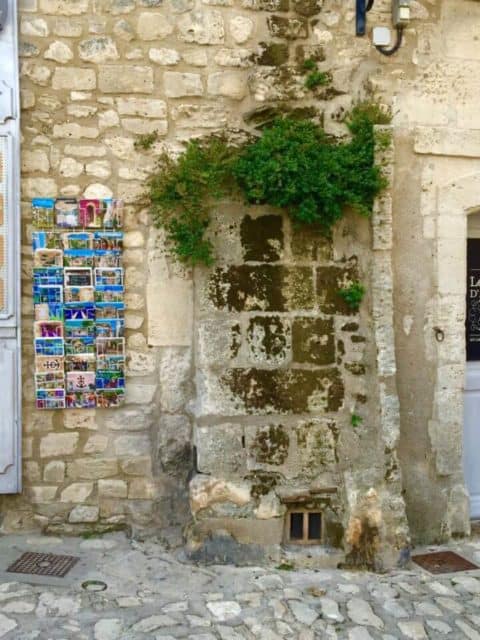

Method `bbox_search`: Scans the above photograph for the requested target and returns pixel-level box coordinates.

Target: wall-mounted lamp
[356,0,410,56]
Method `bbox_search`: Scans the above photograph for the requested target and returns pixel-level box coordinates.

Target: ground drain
[7,552,79,578]
[412,551,478,574]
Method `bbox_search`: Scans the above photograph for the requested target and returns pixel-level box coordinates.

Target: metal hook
[433,327,445,343]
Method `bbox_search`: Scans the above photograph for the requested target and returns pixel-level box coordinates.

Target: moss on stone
[252,424,290,465]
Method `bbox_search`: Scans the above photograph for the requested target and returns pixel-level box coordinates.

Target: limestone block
[190,475,251,515]
[125,313,144,329]
[196,424,246,475]
[104,407,153,431]
[99,65,153,94]
[127,350,156,376]
[85,161,111,179]
[54,18,83,37]
[229,16,254,43]
[116,97,167,119]
[183,49,208,66]
[22,150,50,173]
[52,67,96,90]
[60,482,94,503]
[128,479,157,499]
[137,13,174,40]
[59,157,84,178]
[114,19,135,41]
[21,89,35,109]
[27,486,57,503]
[67,458,119,480]
[415,126,480,158]
[121,118,168,136]
[156,414,191,473]
[40,432,79,458]
[207,71,248,99]
[98,479,128,498]
[114,435,151,456]
[24,461,41,483]
[21,62,51,86]
[121,456,152,476]
[110,0,135,13]
[40,0,89,14]
[215,48,253,68]
[44,41,73,63]
[63,409,97,430]
[164,72,203,98]
[65,144,107,157]
[84,183,113,198]
[177,10,225,45]
[104,136,135,159]
[158,347,191,412]
[44,461,65,483]
[21,18,49,37]
[20,0,38,12]
[79,37,119,63]
[84,435,108,454]
[171,104,228,129]
[67,104,97,117]
[146,230,193,346]
[149,48,181,65]
[69,506,99,523]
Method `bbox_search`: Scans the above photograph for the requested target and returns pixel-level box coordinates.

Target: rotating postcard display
[32,197,125,410]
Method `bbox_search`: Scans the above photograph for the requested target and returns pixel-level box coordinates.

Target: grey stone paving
[0,534,479,638]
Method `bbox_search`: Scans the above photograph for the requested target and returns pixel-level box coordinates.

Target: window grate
[286,510,322,544]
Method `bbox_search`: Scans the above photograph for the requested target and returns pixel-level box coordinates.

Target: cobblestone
[0,535,480,638]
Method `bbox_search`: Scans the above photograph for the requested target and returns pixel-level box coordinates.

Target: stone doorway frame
[428,172,480,535]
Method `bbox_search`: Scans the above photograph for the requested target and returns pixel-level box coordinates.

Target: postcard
[55,198,79,228]
[33,285,63,305]
[34,321,64,338]
[62,232,93,251]
[96,388,124,408]
[34,302,63,322]
[64,320,95,339]
[95,268,123,287]
[32,198,55,230]
[65,337,96,356]
[64,304,95,321]
[66,391,97,409]
[79,199,102,228]
[35,372,65,390]
[95,302,124,318]
[32,232,62,251]
[103,199,123,229]
[34,249,63,268]
[64,267,92,288]
[96,317,124,338]
[35,338,64,356]
[66,371,96,393]
[63,250,95,268]
[65,354,96,372]
[96,355,125,371]
[36,388,66,410]
[64,286,94,303]
[94,252,122,268]
[95,285,124,304]
[33,268,64,286]
[96,370,125,390]
[93,231,123,252]
[35,356,64,373]
[96,337,125,357]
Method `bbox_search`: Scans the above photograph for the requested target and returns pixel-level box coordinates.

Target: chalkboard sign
[467,239,480,360]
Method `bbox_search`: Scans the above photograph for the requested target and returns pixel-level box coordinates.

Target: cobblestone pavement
[1,534,480,639]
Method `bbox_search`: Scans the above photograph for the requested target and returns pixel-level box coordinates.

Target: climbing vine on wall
[147,102,391,266]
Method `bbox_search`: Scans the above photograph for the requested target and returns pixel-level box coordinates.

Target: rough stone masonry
[0,0,476,569]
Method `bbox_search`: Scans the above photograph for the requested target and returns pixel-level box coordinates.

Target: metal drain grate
[412,551,478,574]
[7,552,79,578]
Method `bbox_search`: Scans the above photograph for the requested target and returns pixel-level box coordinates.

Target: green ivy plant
[351,413,363,428]
[338,282,366,311]
[147,102,390,266]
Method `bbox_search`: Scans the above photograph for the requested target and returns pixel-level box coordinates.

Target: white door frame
[0,0,21,494]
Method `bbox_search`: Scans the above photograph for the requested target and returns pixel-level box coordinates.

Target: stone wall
[0,0,474,562]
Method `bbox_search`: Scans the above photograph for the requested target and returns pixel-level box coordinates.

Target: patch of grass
[135,130,158,150]
[305,70,329,90]
[351,413,363,428]
[276,562,295,571]
[338,282,366,312]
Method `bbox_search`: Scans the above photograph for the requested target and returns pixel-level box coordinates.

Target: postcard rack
[32,197,125,409]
